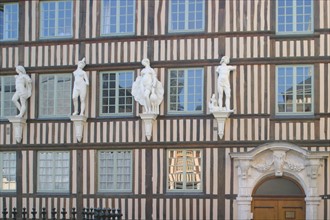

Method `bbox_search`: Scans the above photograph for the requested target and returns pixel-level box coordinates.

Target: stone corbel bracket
[140,113,158,141]
[211,111,233,139]
[70,115,87,142]
[8,116,26,143]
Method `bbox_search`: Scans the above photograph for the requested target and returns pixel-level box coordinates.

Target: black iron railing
[1,207,122,220]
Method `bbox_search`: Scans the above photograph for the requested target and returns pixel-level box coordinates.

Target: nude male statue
[216,56,236,111]
[12,66,32,118]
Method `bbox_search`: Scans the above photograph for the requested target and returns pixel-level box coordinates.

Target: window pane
[168,68,203,113]
[169,0,204,32]
[277,0,313,34]
[98,150,132,192]
[255,178,304,196]
[101,0,135,35]
[40,1,72,38]
[276,65,313,115]
[38,151,70,192]
[39,74,72,117]
[0,3,19,40]
[0,76,17,118]
[167,149,202,191]
[100,71,133,115]
[1,152,16,191]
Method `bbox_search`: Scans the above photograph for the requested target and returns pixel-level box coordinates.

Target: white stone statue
[216,56,236,111]
[209,94,221,112]
[132,58,164,114]
[12,66,32,118]
[72,58,89,116]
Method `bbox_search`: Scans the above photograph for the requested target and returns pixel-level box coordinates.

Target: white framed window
[0,152,16,192]
[168,68,204,114]
[39,74,72,118]
[0,76,16,119]
[169,0,204,33]
[167,149,202,191]
[0,3,19,41]
[40,0,73,38]
[276,65,313,115]
[98,150,132,192]
[100,71,134,116]
[37,151,70,193]
[101,0,135,36]
[276,0,313,34]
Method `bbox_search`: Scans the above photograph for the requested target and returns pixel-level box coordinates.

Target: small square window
[276,65,314,115]
[168,68,204,114]
[0,152,16,192]
[39,74,72,118]
[98,150,132,192]
[37,151,70,193]
[0,3,19,41]
[0,76,17,119]
[167,149,202,192]
[100,71,134,116]
[101,0,135,36]
[169,0,204,33]
[276,0,313,34]
[40,1,73,38]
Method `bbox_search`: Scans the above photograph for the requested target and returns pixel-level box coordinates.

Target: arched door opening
[230,142,328,219]
[252,176,305,220]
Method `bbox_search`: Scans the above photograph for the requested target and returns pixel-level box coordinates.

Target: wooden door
[252,200,278,220]
[278,199,305,220]
[252,198,305,220]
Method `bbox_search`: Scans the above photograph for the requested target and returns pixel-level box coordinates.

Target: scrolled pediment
[231,142,327,179]
[250,149,305,176]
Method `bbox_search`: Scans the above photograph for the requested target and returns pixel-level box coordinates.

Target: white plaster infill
[70,115,87,142]
[7,116,26,143]
[230,142,329,220]
[140,113,157,141]
[211,110,233,139]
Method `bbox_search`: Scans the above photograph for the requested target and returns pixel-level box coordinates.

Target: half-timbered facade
[0,0,329,219]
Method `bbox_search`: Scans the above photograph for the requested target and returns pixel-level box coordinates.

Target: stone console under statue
[132,58,164,140]
[8,66,32,143]
[209,56,236,139]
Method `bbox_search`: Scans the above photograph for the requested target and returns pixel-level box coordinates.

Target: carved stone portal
[230,142,328,220]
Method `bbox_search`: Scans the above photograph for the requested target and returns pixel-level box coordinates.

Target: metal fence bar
[1,207,123,220]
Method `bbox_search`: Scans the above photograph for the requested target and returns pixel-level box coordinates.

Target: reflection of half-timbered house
[0,0,329,219]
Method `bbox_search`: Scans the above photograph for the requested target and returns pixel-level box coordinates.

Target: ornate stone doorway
[252,177,305,220]
[230,142,328,220]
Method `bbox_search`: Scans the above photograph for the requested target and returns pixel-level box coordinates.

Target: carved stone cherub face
[273,151,286,176]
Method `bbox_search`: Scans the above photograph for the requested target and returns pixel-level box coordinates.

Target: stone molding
[7,116,26,143]
[70,115,87,142]
[210,111,233,139]
[140,113,157,141]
